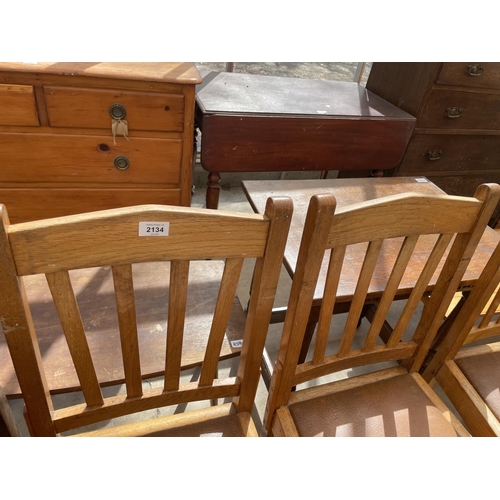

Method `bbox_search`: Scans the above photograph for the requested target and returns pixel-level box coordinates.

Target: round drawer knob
[114,155,130,171]
[109,103,127,120]
[446,107,463,119]
[467,64,484,77]
[427,150,443,161]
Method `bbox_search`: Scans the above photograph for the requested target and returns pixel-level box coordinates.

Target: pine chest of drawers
[0,62,202,222]
[366,62,500,223]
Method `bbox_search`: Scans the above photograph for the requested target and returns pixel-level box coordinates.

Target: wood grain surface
[45,86,185,132]
[0,84,39,126]
[0,63,202,85]
[0,134,182,186]
[0,189,182,223]
[243,177,500,304]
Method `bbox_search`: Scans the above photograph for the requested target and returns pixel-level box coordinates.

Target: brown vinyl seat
[0,198,292,436]
[263,184,500,437]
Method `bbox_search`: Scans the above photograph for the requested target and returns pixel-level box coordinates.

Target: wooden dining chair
[422,239,500,436]
[263,184,500,437]
[0,198,292,437]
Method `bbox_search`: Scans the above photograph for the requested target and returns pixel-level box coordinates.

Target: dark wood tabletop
[195,71,416,209]
[196,71,413,118]
[243,176,500,306]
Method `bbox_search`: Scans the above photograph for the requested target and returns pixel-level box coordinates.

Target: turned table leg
[206,172,221,210]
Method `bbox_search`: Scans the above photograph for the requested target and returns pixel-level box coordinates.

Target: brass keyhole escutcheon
[109,103,127,120]
[114,155,130,171]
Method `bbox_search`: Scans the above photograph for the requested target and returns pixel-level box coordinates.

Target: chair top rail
[327,192,482,247]
[7,204,270,276]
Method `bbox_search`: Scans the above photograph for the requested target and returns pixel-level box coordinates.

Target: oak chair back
[264,185,500,434]
[0,199,292,436]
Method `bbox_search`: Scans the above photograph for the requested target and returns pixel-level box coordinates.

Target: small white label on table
[138,222,170,236]
[231,340,243,348]
[415,177,428,183]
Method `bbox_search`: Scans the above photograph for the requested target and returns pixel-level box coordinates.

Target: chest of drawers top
[0,62,201,86]
[0,62,202,130]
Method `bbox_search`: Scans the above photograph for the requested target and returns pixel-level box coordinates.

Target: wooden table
[243,177,500,383]
[195,71,416,209]
[0,260,246,398]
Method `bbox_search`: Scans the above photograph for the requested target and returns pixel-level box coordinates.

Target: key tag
[112,119,129,145]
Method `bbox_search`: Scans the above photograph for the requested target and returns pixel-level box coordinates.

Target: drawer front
[427,173,500,197]
[0,188,182,223]
[436,63,500,90]
[0,134,182,186]
[0,84,39,126]
[398,134,500,174]
[45,86,185,132]
[419,90,500,130]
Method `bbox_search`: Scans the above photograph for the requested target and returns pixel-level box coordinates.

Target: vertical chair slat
[46,271,104,407]
[387,233,454,347]
[337,239,383,358]
[164,260,190,392]
[363,235,419,351]
[112,264,142,398]
[480,285,500,327]
[312,246,346,364]
[199,258,244,387]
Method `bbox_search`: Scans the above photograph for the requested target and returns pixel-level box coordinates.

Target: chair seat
[456,349,500,422]
[284,372,462,437]
[73,403,258,437]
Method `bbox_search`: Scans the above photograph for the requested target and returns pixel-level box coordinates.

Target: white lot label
[415,177,428,183]
[138,222,170,236]
[231,340,243,348]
